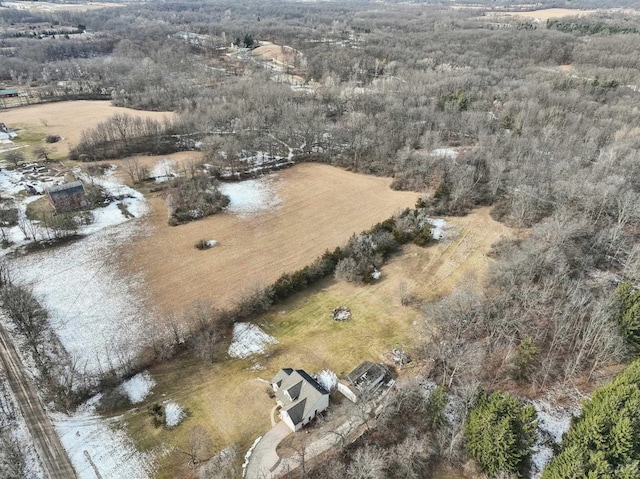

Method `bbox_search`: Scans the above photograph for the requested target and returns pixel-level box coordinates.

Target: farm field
[0,1,124,12]
[487,8,596,20]
[252,41,302,68]
[123,206,514,479]
[120,162,421,319]
[0,100,174,156]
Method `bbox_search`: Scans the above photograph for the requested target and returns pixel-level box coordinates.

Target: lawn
[121,206,515,478]
[124,268,425,479]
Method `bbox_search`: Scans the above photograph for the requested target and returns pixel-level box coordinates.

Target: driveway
[244,421,292,479]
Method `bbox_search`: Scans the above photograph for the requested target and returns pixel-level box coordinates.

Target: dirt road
[0,322,77,479]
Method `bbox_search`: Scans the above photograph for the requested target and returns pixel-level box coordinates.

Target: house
[271,368,329,432]
[337,361,389,403]
[45,180,87,212]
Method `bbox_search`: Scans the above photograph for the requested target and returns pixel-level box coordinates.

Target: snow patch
[242,436,262,478]
[164,402,185,428]
[317,370,338,392]
[530,399,579,478]
[427,218,450,240]
[53,395,156,479]
[219,177,281,216]
[228,323,277,359]
[120,371,155,404]
[430,148,458,159]
[151,159,177,182]
[77,167,149,223]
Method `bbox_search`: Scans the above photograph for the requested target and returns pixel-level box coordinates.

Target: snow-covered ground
[53,395,156,479]
[220,176,281,216]
[76,166,149,226]
[164,401,185,428]
[430,148,458,159]
[0,366,45,479]
[427,218,451,240]
[5,166,152,375]
[7,219,152,375]
[530,399,578,478]
[150,159,177,182]
[228,322,277,359]
[120,371,156,404]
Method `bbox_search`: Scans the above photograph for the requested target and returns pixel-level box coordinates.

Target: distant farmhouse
[45,180,87,212]
[271,368,329,432]
[338,361,389,403]
[0,123,18,141]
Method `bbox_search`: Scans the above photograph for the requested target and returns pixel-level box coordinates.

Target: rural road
[0,321,77,479]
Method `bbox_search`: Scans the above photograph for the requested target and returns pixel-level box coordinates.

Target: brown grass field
[488,8,596,20]
[119,163,421,320]
[0,100,173,156]
[252,42,303,69]
[0,1,123,12]
[123,205,514,479]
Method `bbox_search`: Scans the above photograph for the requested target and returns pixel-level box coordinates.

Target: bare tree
[181,425,212,468]
[3,150,24,168]
[32,145,51,162]
[123,157,148,184]
[346,446,386,479]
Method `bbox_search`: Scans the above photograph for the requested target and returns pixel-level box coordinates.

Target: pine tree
[543,360,640,478]
[465,391,538,478]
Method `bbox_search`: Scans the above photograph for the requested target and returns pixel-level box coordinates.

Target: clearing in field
[0,100,174,156]
[252,41,303,69]
[123,206,515,479]
[120,163,421,319]
[488,8,596,20]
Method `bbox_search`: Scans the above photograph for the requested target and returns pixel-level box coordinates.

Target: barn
[45,181,88,212]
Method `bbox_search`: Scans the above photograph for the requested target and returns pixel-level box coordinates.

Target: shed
[45,180,87,212]
[345,361,389,394]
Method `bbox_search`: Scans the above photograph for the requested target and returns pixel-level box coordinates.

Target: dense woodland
[4,0,640,477]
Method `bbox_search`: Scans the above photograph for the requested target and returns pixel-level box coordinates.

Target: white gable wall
[280,394,329,432]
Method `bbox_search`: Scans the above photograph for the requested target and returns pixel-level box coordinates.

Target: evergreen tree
[616,282,640,353]
[465,391,538,478]
[543,360,640,479]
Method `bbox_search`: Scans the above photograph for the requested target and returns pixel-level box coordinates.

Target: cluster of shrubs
[167,175,230,226]
[234,206,437,318]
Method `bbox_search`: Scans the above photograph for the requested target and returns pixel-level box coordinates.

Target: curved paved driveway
[244,421,292,479]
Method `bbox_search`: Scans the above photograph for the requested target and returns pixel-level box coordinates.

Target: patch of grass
[124,258,425,478]
[12,128,46,147]
[124,355,273,479]
[25,196,52,220]
[262,276,421,376]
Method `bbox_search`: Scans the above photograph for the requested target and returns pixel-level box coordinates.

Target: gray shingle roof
[272,369,328,426]
[47,180,85,195]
